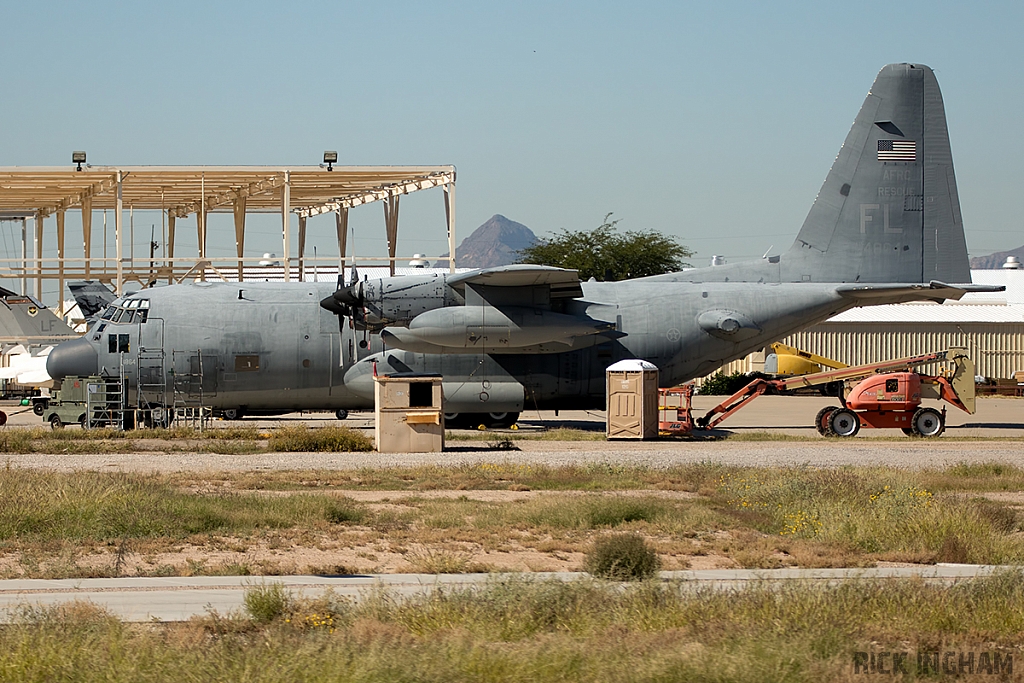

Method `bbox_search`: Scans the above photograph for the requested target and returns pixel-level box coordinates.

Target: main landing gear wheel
[486,412,519,429]
[335,409,349,420]
[49,415,63,430]
[222,408,244,421]
[815,406,838,436]
[911,407,944,437]
[827,408,860,437]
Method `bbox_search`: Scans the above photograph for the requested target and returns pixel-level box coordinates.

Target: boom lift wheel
[911,407,944,437]
[827,408,860,437]
[814,406,838,436]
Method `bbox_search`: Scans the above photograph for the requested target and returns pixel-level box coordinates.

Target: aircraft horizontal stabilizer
[836,281,1005,305]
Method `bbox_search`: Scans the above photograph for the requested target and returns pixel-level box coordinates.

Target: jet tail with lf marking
[652,63,983,288]
[785,62,969,284]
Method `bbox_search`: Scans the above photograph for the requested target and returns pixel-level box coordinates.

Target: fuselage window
[101,306,115,320]
[122,310,136,324]
[118,334,130,353]
[139,299,149,309]
[111,308,124,323]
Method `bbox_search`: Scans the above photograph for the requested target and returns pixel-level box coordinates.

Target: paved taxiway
[1,396,1021,470]
[0,565,1011,622]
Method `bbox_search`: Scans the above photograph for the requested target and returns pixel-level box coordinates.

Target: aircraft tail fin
[67,281,116,319]
[785,63,970,284]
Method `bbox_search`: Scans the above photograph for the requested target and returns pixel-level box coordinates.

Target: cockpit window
[99,298,152,324]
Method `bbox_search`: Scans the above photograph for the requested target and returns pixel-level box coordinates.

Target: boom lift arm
[769,342,848,371]
[696,348,972,431]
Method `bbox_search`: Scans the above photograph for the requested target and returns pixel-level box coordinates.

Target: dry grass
[3,573,1024,681]
[268,424,373,452]
[2,463,1024,578]
[0,424,374,454]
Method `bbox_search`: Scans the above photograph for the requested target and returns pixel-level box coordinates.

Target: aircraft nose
[46,336,98,380]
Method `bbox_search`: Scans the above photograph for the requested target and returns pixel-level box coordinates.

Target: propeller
[319,264,367,328]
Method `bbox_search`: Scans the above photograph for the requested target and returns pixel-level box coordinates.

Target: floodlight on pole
[323,151,338,172]
[72,151,86,172]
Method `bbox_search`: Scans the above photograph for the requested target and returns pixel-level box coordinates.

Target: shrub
[243,582,292,623]
[268,425,373,452]
[584,532,661,580]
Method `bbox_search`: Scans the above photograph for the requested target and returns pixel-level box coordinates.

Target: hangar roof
[0,165,455,219]
[828,270,1024,324]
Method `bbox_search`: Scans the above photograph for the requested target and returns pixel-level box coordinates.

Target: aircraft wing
[447,265,583,299]
[836,281,1006,305]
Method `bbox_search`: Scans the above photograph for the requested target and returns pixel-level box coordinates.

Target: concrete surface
[0,565,1011,622]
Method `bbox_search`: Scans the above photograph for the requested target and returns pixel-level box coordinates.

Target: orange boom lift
[694,348,975,438]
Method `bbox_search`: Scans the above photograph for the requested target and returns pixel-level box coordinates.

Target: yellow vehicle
[763,343,849,396]
[765,342,848,376]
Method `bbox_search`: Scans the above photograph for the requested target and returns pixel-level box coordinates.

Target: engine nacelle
[333,274,462,328]
[394,306,614,350]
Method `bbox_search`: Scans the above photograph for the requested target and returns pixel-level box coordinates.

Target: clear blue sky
[1,0,1022,299]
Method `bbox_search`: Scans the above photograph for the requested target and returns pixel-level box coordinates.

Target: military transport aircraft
[46,63,1001,428]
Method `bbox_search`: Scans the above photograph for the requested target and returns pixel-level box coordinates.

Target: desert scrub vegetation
[717,467,1024,563]
[0,469,362,543]
[0,425,267,454]
[243,581,293,623]
[4,573,1024,682]
[0,424,376,454]
[3,463,1024,578]
[268,424,373,452]
[187,461,725,493]
[584,532,660,580]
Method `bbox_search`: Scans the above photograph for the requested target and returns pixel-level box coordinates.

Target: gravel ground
[2,438,1023,471]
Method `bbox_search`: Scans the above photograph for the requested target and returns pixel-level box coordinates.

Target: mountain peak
[438,215,537,268]
[971,245,1024,269]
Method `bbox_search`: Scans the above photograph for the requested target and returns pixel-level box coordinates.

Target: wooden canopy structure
[0,164,457,302]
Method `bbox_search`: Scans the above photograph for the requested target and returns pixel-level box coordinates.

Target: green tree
[517,214,692,281]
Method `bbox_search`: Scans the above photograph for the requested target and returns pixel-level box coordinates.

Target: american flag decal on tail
[878,139,916,161]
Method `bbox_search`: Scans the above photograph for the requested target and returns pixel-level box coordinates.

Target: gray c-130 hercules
[46,63,1001,427]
